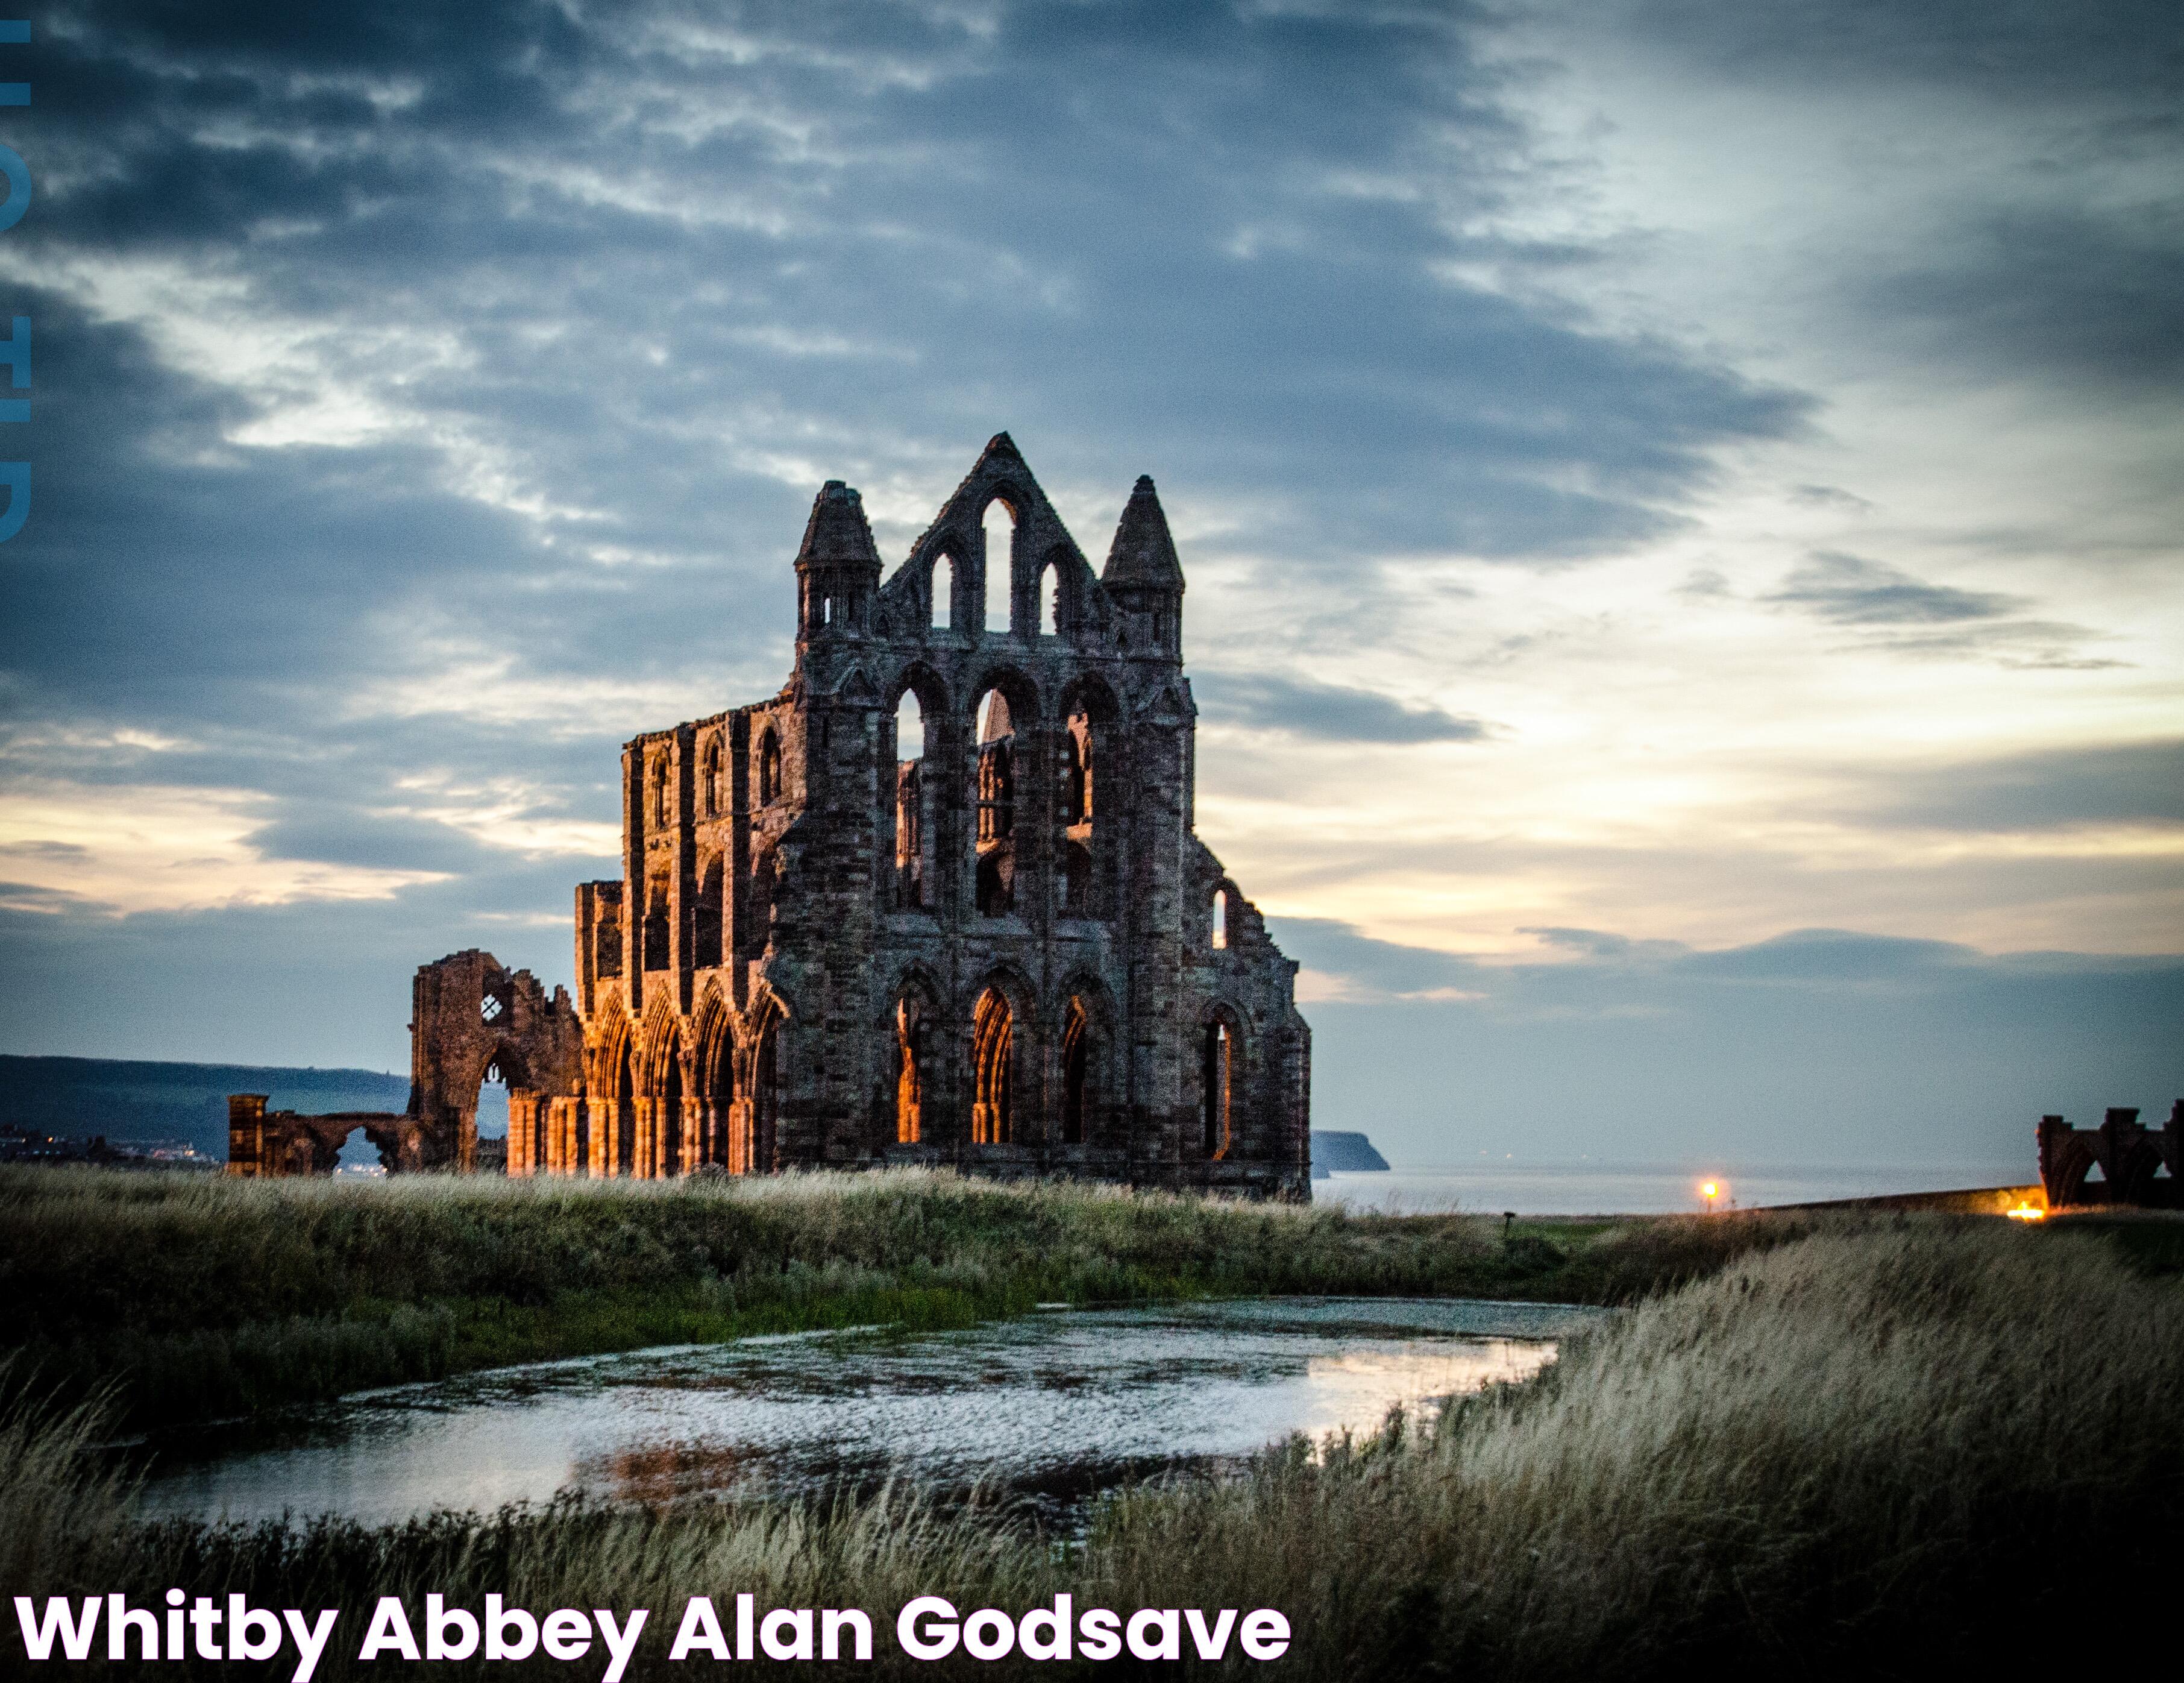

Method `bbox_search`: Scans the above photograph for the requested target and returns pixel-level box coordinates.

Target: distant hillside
[0,1056,410,1156]
[1312,1130,1392,1174]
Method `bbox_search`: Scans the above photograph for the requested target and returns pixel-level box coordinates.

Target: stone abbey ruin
[230,435,1312,1197]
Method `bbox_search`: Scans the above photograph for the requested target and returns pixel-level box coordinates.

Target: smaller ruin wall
[224,1094,419,1177]
[2037,1104,2183,1210]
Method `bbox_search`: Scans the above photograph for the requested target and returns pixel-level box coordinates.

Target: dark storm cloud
[1194,673,1488,744]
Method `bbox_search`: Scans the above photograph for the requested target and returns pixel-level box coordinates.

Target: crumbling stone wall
[225,1095,419,1176]
[385,436,1311,1196]
[2038,1104,2183,1209]
[409,950,586,1172]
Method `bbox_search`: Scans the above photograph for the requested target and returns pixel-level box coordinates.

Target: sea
[1315,1163,2030,1216]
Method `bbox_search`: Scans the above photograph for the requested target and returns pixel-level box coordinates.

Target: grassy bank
[5,1216,2177,1677]
[0,1166,1803,1429]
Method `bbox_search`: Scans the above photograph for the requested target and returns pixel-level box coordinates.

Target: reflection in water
[133,1298,1605,1530]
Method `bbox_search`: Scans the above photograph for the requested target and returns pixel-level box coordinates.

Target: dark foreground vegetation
[0,1166,1798,1430]
[5,1213,2178,1678]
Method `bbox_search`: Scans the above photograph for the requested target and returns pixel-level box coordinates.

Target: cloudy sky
[2,1,2179,1171]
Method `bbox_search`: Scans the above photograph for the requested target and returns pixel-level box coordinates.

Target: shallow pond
[133,1297,1605,1529]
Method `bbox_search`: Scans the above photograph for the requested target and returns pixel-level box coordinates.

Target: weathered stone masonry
[235,436,1311,1195]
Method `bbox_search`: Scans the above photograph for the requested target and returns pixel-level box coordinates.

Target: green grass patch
[1,1166,2078,1432]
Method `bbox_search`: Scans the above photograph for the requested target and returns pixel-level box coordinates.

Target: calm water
[1317,1165,2027,1215]
[132,1298,1604,1529]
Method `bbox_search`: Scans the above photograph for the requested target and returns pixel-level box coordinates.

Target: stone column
[587,1098,615,1177]
[506,1093,533,1176]
[683,1098,708,1173]
[727,1097,753,1175]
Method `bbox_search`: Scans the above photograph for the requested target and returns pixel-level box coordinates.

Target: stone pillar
[682,1098,708,1173]
[507,1092,534,1176]
[727,1097,753,1175]
[588,1097,615,1177]
[563,1096,583,1175]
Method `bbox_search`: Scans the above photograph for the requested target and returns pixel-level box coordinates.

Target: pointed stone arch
[588,1005,634,1098]
[694,850,724,968]
[886,964,944,1147]
[963,662,1042,731]
[968,963,1037,1147]
[1197,1000,1249,1162]
[1054,970,1116,1149]
[586,1007,638,1177]
[640,1008,686,1178]
[691,983,736,1089]
[744,987,789,1175]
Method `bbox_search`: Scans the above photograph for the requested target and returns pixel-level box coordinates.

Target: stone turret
[1102,474,1185,662]
[795,479,883,643]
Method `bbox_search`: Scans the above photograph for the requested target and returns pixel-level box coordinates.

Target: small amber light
[2006,1203,2045,1222]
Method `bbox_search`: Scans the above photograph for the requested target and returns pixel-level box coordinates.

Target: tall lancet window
[894,692,927,910]
[983,501,1013,634]
[974,688,1016,916]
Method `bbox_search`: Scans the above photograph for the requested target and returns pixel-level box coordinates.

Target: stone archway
[971,986,1014,1144]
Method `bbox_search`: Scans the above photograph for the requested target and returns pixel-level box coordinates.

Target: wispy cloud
[1766,552,2022,626]
[1195,673,1489,744]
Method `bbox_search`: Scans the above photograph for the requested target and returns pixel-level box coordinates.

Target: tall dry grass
[4,1165,1616,1426]
[4,1215,2176,1677]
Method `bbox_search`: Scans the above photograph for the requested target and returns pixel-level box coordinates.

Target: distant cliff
[1311,1130,1392,1176]
[0,1055,409,1156]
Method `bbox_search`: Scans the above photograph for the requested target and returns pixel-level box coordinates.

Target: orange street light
[1701,1179,1722,1212]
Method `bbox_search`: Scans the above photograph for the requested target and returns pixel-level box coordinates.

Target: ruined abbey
[231,436,1311,1196]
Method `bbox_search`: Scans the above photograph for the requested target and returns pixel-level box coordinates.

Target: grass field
[4,1211,2177,1678]
[0,1166,1807,1429]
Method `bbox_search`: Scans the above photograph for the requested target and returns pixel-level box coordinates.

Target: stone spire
[1101,475,1185,591]
[795,479,881,568]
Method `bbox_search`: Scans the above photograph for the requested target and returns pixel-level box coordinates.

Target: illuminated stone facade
[276,436,1312,1195]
